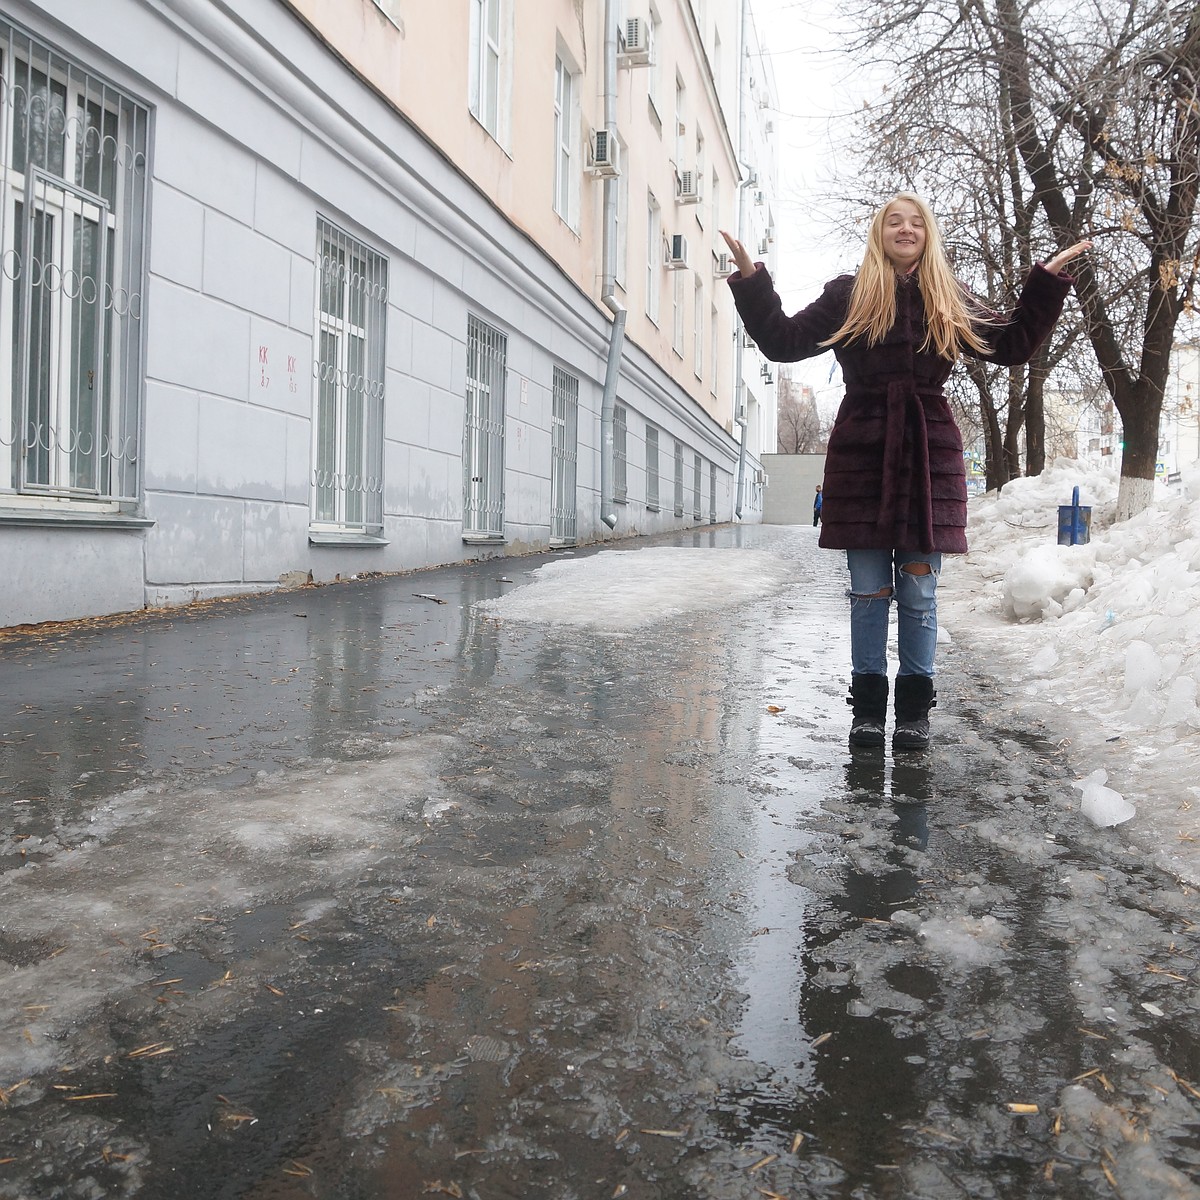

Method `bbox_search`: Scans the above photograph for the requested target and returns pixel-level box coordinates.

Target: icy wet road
[0,525,1197,1199]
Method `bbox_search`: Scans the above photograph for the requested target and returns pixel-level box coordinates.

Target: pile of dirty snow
[940,458,1200,884]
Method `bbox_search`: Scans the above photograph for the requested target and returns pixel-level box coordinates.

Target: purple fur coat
[728,264,1072,554]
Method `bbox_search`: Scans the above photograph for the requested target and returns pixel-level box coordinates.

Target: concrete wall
[761,453,826,525]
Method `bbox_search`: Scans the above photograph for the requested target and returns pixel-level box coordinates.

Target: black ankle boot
[893,674,936,751]
[847,674,888,747]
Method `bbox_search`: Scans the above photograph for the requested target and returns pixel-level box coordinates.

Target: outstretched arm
[719,229,848,363]
[970,240,1090,365]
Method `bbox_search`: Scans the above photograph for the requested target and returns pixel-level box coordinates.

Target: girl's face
[881,199,927,273]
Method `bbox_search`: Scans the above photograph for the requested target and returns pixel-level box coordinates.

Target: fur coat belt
[873,380,945,551]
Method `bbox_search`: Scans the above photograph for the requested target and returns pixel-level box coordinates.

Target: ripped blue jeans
[846,549,942,678]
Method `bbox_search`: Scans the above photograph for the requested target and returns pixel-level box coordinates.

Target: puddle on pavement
[2,528,1199,1198]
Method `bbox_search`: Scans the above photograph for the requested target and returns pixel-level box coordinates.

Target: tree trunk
[967,358,1008,491]
[1114,376,1165,520]
[1002,368,1024,482]
[1025,345,1049,476]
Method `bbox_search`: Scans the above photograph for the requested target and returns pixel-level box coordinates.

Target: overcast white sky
[745,0,879,399]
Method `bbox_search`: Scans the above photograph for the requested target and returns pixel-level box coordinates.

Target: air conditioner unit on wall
[591,129,621,177]
[714,251,731,277]
[620,17,653,66]
[666,233,689,269]
[676,169,700,203]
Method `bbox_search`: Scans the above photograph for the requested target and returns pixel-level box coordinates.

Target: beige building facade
[287,0,743,424]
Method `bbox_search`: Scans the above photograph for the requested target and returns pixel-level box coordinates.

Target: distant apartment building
[0,0,780,626]
[1047,340,1200,480]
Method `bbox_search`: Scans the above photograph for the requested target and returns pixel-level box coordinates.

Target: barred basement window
[692,452,702,519]
[613,403,627,503]
[0,20,150,506]
[673,439,684,517]
[645,424,660,510]
[463,314,507,539]
[313,218,387,534]
[550,366,578,543]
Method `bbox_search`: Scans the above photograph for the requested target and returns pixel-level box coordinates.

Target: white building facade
[0,0,771,627]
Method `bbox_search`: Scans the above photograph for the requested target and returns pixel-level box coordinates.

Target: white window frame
[647,1,663,124]
[552,51,579,227]
[646,191,661,325]
[674,76,686,165]
[615,133,629,288]
[312,218,388,535]
[672,269,685,357]
[469,0,508,145]
[693,275,704,379]
[0,23,150,509]
[710,302,719,396]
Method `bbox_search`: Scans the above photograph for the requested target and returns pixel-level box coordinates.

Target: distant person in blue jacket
[813,484,823,527]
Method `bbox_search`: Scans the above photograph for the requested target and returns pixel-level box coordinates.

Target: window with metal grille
[313,218,387,534]
[692,452,702,519]
[613,403,627,503]
[463,314,507,538]
[551,365,578,544]
[645,424,659,510]
[708,460,717,523]
[0,20,150,507]
[673,439,684,517]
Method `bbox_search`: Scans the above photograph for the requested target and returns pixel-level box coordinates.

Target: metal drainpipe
[598,0,624,531]
[733,0,750,520]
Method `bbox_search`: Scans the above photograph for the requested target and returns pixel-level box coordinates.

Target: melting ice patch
[913,914,1011,967]
[0,735,454,1081]
[477,547,793,632]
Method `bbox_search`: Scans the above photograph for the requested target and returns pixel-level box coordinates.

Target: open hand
[1044,240,1092,275]
[719,229,756,278]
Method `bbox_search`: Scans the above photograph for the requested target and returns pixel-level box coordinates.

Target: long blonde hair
[821,193,993,360]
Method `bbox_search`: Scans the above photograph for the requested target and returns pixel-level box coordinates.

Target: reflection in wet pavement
[1,525,1198,1199]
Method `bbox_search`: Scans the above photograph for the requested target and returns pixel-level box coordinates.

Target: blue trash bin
[1057,485,1091,545]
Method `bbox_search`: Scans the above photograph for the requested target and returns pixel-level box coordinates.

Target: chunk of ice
[1072,769,1135,827]
[1123,640,1161,695]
